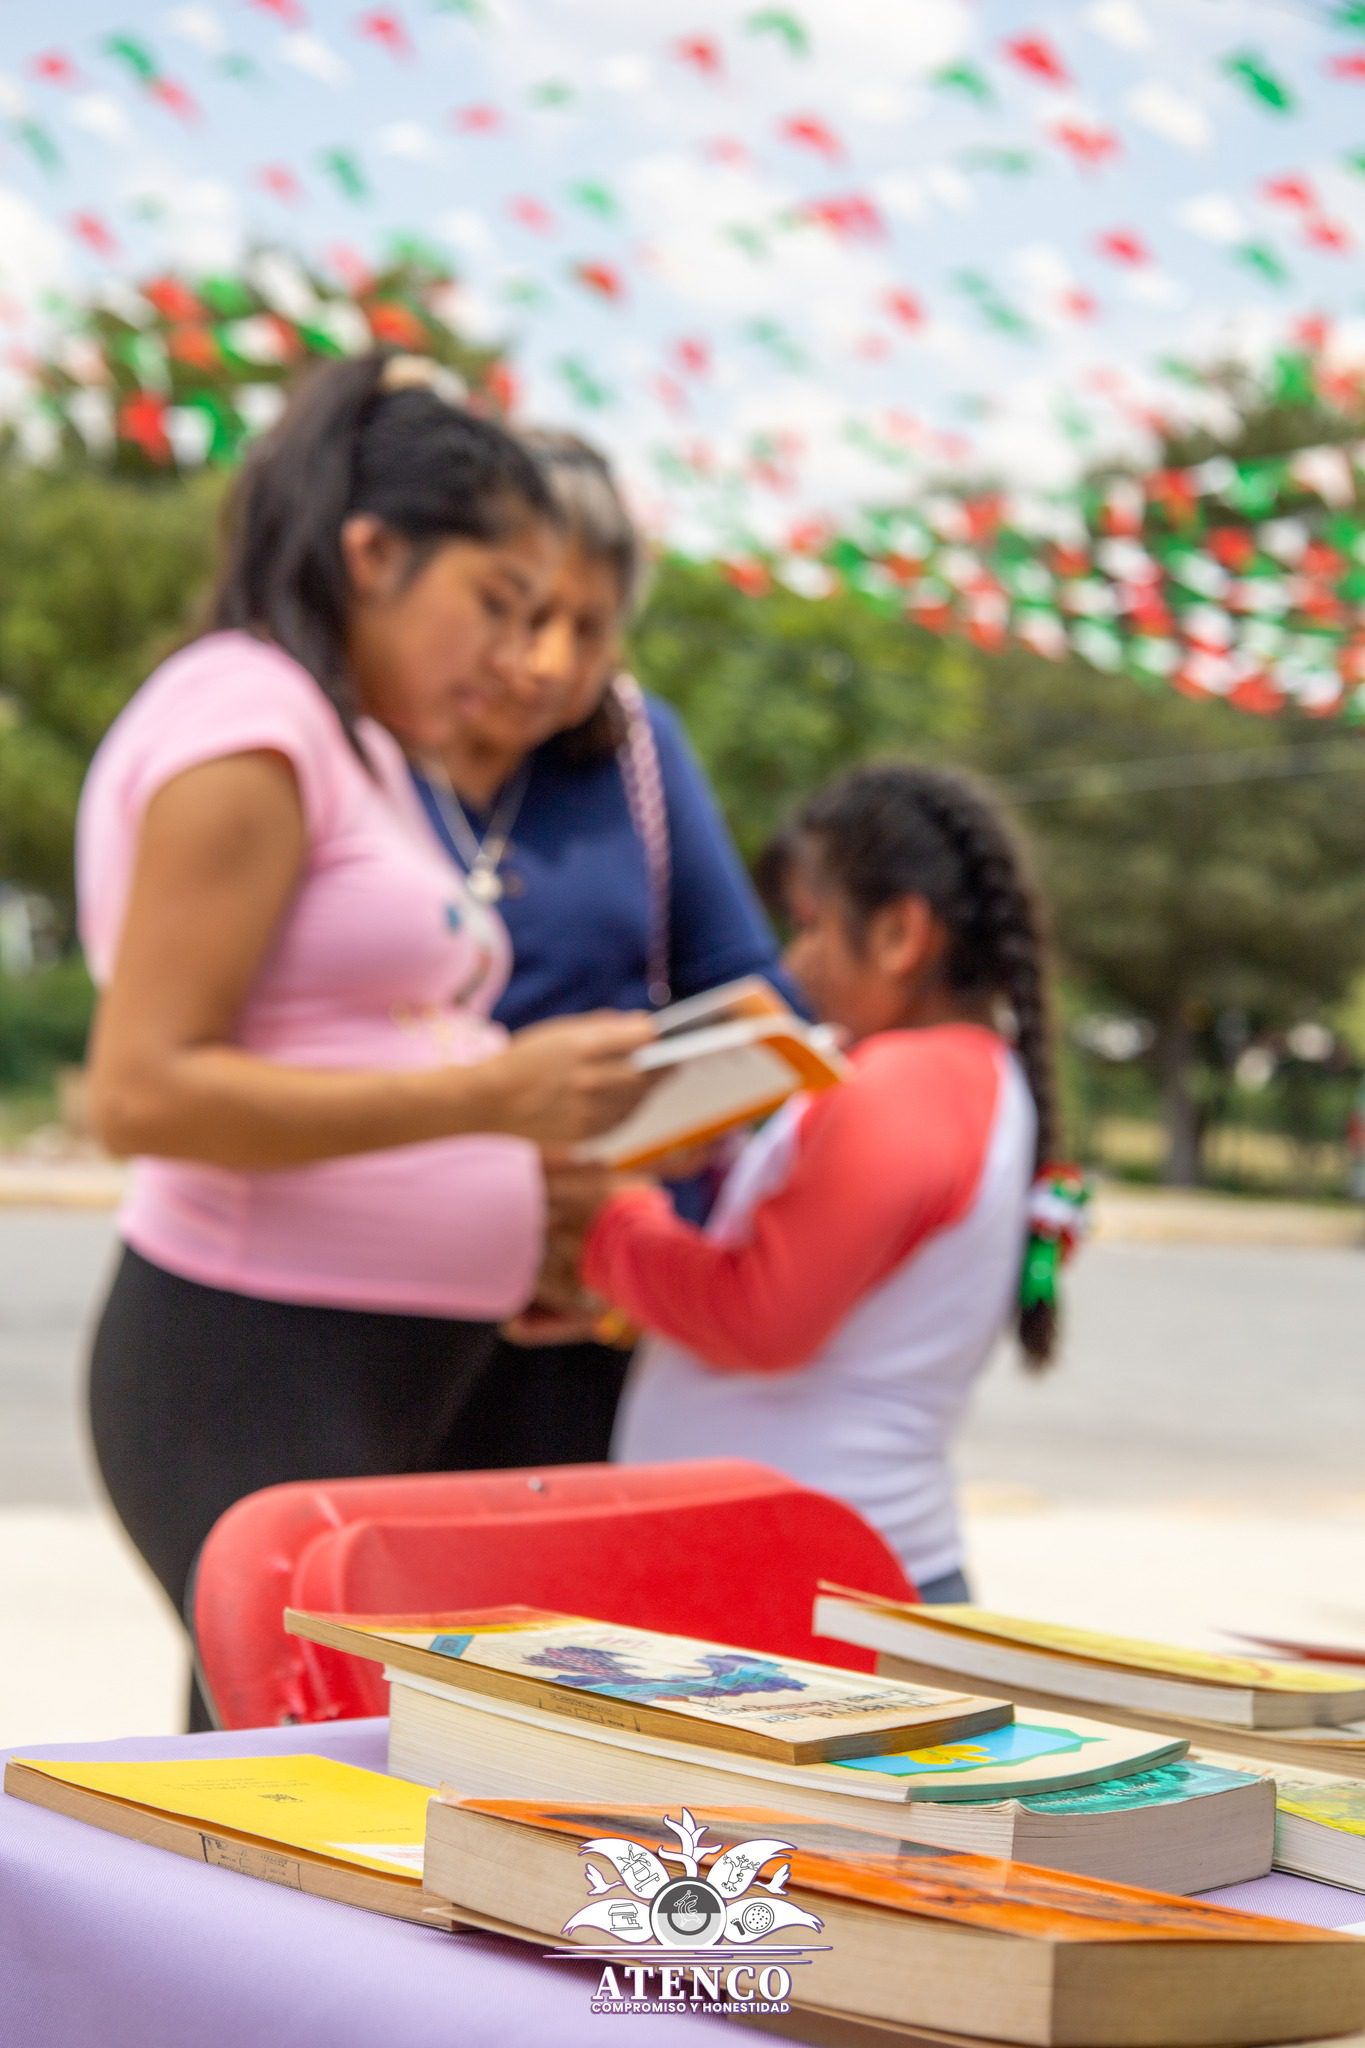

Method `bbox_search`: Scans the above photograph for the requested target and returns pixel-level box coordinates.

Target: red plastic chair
[192,1459,918,1728]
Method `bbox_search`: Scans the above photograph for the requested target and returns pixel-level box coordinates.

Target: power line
[1002,735,1365,803]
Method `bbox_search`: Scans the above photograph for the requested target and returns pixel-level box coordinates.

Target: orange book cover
[443,1796,1347,1948]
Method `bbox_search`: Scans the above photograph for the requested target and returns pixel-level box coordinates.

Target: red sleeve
[583,1027,1004,1374]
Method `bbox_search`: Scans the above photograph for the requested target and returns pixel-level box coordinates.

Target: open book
[579,976,846,1171]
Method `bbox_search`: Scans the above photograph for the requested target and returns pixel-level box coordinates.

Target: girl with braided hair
[585,761,1079,1600]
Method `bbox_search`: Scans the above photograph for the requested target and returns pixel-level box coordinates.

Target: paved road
[1,1212,1361,1511]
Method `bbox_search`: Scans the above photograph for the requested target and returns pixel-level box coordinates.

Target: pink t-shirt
[77,631,543,1319]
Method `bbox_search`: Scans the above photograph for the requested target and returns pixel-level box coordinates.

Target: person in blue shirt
[410,428,791,1468]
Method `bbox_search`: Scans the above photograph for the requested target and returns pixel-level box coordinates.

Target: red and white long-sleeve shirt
[587,1023,1035,1588]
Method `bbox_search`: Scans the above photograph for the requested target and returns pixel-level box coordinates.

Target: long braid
[796,763,1062,1371]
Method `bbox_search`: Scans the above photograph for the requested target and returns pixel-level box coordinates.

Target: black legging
[88,1245,498,1730]
[449,1332,631,1471]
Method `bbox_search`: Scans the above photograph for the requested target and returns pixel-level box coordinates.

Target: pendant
[466,867,503,905]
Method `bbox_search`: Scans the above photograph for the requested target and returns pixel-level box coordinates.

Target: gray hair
[518,428,647,616]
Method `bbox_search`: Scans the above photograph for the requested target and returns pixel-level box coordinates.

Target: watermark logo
[545,1807,829,2017]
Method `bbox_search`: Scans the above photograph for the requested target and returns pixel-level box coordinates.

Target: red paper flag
[706,137,749,165]
[1228,674,1287,716]
[258,164,303,203]
[674,337,711,376]
[573,261,625,300]
[150,77,200,122]
[367,301,428,348]
[1327,52,1365,78]
[167,324,222,371]
[30,51,79,86]
[358,10,412,59]
[251,0,308,23]
[453,103,502,132]
[328,244,372,292]
[144,276,202,322]
[655,373,689,414]
[1051,119,1119,165]
[801,194,886,241]
[1003,34,1070,85]
[885,289,924,328]
[118,392,171,462]
[1305,215,1351,251]
[1208,528,1257,571]
[673,35,722,76]
[1096,228,1150,264]
[479,361,520,414]
[1061,287,1098,320]
[779,113,843,160]
[723,559,772,596]
[1263,174,1315,208]
[508,195,554,233]
[70,212,119,257]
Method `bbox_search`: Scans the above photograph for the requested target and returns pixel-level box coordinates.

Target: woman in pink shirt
[77,351,653,1724]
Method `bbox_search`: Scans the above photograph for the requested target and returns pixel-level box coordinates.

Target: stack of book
[813,1588,1365,1889]
[423,1789,1365,2048]
[282,1605,1274,1895]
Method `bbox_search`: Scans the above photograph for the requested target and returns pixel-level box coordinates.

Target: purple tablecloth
[3,1719,1363,2048]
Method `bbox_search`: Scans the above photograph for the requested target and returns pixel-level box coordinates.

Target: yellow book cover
[880,1604,1365,1696]
[11,1754,430,1878]
[1277,1779,1365,1834]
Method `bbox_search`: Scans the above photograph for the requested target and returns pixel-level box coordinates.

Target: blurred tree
[632,558,978,862]
[965,651,1365,1183]
[0,462,221,926]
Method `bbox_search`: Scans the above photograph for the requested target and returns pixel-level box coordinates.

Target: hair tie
[379,353,467,406]
[1021,1163,1091,1314]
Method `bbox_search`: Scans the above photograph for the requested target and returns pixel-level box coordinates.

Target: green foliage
[632,559,978,862]
[0,957,95,1087]
[0,461,221,918]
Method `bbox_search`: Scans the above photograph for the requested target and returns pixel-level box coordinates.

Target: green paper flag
[1223,49,1294,112]
[557,355,611,408]
[1271,351,1315,406]
[960,146,1035,176]
[744,317,805,367]
[199,276,257,318]
[183,391,247,464]
[532,79,575,107]
[725,225,771,261]
[746,9,810,57]
[218,54,262,85]
[569,181,619,220]
[932,61,992,103]
[320,149,369,203]
[15,121,62,177]
[104,33,159,84]
[1332,2,1365,28]
[1236,241,1290,285]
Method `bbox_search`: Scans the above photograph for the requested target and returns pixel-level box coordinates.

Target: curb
[1,1164,1362,1249]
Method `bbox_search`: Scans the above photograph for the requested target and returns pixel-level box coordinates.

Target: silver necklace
[422,757,530,905]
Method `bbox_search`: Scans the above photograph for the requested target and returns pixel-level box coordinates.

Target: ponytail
[210,350,556,746]
[795,762,1063,1371]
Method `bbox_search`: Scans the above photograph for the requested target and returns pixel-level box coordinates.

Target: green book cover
[1016,1760,1256,1816]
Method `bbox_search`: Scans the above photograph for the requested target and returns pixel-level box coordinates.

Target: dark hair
[519,427,644,765]
[209,351,558,746]
[792,761,1061,1372]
